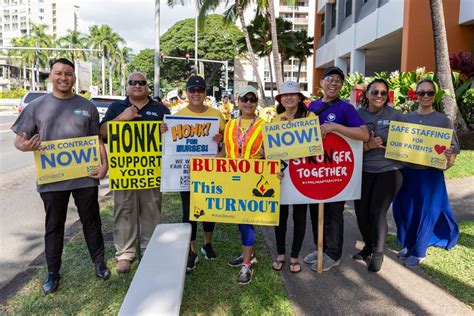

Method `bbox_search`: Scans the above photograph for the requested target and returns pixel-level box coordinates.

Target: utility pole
[154,0,160,97]
[194,2,198,75]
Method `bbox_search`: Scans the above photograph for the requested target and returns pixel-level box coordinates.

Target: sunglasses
[369,89,388,97]
[416,90,435,97]
[128,80,147,86]
[323,76,343,85]
[187,87,206,94]
[240,96,258,103]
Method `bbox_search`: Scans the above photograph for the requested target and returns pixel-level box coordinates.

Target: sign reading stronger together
[190,157,281,226]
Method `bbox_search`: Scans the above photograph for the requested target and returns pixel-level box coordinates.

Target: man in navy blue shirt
[100,72,170,273]
[304,66,369,272]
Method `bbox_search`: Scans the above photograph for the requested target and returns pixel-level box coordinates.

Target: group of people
[12,58,460,293]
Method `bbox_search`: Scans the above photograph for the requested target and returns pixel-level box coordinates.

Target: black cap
[322,66,345,81]
[186,76,206,89]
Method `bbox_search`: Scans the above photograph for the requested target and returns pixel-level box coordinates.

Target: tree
[292,29,313,83]
[429,0,468,131]
[127,49,155,90]
[57,30,88,63]
[8,36,35,89]
[266,0,283,88]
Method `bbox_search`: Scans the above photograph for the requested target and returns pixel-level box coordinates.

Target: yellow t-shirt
[176,106,226,133]
[273,110,315,122]
[219,101,233,120]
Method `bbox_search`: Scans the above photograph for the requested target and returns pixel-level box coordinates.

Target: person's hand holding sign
[88,139,108,180]
[444,146,456,170]
[15,132,41,152]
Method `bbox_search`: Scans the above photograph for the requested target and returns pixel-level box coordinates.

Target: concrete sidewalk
[262,177,473,315]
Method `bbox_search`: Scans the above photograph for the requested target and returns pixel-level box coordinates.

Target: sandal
[272,258,285,271]
[289,261,302,273]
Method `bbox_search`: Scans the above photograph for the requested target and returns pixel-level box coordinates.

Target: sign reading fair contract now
[34,136,100,184]
[190,157,280,226]
[385,121,453,169]
[107,121,163,190]
[262,116,323,160]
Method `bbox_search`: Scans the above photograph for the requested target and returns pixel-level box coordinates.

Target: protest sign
[34,136,100,184]
[107,121,162,190]
[385,121,453,169]
[280,132,363,204]
[190,157,281,226]
[262,116,323,160]
[161,115,219,192]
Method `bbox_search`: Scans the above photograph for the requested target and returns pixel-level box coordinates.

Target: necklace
[416,110,434,123]
[237,116,257,157]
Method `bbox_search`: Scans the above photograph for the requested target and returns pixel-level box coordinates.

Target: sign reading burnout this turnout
[107,121,163,190]
[34,136,100,184]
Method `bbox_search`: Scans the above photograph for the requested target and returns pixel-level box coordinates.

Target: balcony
[279,5,309,13]
[293,18,308,25]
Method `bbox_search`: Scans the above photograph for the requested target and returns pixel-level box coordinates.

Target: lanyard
[237,116,257,157]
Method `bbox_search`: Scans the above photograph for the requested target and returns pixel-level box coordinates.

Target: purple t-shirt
[308,98,365,127]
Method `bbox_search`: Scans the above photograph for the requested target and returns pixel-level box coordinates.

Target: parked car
[90,95,126,121]
[18,91,49,113]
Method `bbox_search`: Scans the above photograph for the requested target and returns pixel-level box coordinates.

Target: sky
[76,0,227,53]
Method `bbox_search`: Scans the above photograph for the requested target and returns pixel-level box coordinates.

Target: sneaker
[404,255,425,267]
[368,252,384,272]
[237,265,253,284]
[201,243,217,260]
[186,251,199,273]
[310,253,340,272]
[303,250,318,264]
[352,247,372,261]
[397,248,409,259]
[228,253,257,267]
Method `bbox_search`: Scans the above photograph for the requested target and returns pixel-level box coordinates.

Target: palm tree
[57,29,88,63]
[116,46,133,95]
[8,36,35,89]
[429,0,467,131]
[266,0,283,88]
[292,29,313,83]
[30,24,53,90]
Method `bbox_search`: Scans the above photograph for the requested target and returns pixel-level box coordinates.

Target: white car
[90,95,126,121]
[18,91,49,113]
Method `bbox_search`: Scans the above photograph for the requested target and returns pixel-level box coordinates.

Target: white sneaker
[310,253,340,272]
[303,250,318,264]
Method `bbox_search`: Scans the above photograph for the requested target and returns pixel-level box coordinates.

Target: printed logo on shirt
[74,109,82,115]
[325,113,336,123]
[377,119,390,126]
[146,111,159,117]
[81,110,91,117]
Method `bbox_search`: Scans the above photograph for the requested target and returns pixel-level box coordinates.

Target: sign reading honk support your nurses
[262,116,324,160]
[190,157,280,226]
[34,136,100,184]
[385,121,453,169]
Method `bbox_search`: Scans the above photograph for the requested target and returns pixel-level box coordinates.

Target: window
[39,8,44,13]
[345,0,352,17]
[330,2,337,29]
[320,13,325,36]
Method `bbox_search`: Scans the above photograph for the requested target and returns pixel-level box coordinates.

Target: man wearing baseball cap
[161,75,225,273]
[304,66,369,272]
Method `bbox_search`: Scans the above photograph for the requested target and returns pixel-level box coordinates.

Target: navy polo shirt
[100,96,170,125]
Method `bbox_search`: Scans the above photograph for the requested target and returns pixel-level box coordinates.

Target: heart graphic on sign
[434,145,446,154]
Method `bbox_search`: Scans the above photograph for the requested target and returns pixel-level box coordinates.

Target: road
[0,114,80,290]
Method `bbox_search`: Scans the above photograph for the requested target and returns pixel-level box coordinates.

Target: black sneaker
[201,243,217,260]
[368,252,384,272]
[237,265,253,284]
[352,247,372,261]
[186,251,198,273]
[228,253,257,267]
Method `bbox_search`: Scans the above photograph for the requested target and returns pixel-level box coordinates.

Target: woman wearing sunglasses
[271,81,314,274]
[353,79,404,272]
[223,85,266,285]
[393,79,460,267]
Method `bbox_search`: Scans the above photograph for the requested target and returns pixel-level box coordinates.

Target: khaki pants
[113,188,162,261]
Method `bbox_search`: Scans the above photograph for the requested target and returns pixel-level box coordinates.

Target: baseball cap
[238,85,258,98]
[186,75,206,90]
[322,66,345,81]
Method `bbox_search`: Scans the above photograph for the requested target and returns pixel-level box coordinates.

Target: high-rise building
[234,0,316,102]
[312,0,473,93]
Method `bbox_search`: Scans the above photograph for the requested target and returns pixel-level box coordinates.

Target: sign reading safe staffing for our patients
[385,121,453,169]
[161,115,219,192]
[34,136,100,184]
[262,116,324,160]
[281,132,363,204]
[190,157,281,226]
[107,121,163,190]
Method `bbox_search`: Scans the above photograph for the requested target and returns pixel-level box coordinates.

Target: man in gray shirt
[11,58,110,295]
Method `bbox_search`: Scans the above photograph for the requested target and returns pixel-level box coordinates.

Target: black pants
[354,170,403,253]
[180,191,215,242]
[309,201,345,261]
[274,204,307,258]
[40,186,105,274]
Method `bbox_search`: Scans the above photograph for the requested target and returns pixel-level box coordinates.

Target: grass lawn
[386,220,474,308]
[444,150,474,180]
[1,193,294,315]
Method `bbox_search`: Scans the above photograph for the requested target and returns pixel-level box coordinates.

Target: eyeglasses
[240,96,258,103]
[128,80,147,86]
[369,89,388,97]
[323,76,343,85]
[187,87,206,94]
[416,90,435,97]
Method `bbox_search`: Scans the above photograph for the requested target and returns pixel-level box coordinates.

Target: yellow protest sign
[34,136,100,184]
[108,121,163,190]
[262,116,323,160]
[385,121,453,169]
[190,157,280,226]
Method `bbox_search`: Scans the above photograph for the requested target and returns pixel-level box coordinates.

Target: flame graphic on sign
[253,175,275,197]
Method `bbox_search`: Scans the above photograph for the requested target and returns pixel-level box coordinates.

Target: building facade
[312,0,474,93]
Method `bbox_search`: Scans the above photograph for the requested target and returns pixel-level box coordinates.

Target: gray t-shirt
[11,93,100,192]
[403,111,460,169]
[358,105,404,173]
